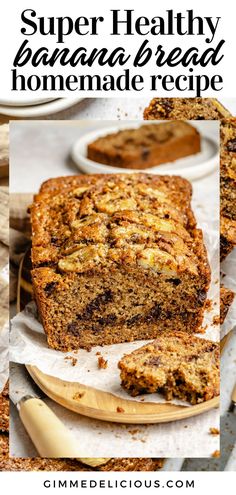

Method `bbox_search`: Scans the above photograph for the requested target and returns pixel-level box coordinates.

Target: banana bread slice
[118,331,219,404]
[31,174,210,351]
[144,98,231,120]
[87,122,200,170]
[220,286,235,324]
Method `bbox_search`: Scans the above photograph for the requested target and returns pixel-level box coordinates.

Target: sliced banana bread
[87,122,200,170]
[119,331,219,404]
[31,174,210,351]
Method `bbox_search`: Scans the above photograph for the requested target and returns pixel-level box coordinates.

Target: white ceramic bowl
[0,97,84,117]
[0,97,54,107]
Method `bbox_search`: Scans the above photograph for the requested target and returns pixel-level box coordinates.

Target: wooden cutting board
[26,365,219,424]
[18,250,220,424]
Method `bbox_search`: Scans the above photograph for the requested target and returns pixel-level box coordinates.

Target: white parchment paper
[0,263,9,392]
[0,263,9,284]
[0,323,9,392]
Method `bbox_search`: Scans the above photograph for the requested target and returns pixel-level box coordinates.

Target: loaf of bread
[0,382,9,432]
[0,434,164,471]
[31,174,210,351]
[118,331,220,404]
[144,98,235,260]
[87,122,200,170]
[144,98,231,121]
[220,118,236,260]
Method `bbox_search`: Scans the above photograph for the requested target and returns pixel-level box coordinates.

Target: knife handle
[19,397,81,458]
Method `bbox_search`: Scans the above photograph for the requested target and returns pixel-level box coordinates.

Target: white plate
[71,122,219,181]
[0,97,84,117]
[0,97,55,107]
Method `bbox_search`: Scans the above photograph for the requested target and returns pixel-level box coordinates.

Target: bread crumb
[212,450,220,458]
[117,406,125,413]
[64,356,77,366]
[96,351,101,356]
[73,391,85,400]
[98,356,108,369]
[210,427,220,435]
[213,316,220,326]
[205,299,213,311]
[129,429,139,435]
[197,325,207,334]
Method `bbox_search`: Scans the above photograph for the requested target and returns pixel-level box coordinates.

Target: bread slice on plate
[118,330,219,405]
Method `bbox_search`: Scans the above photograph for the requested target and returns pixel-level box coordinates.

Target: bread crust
[144,98,231,121]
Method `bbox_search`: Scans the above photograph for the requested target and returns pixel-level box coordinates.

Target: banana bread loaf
[0,381,9,432]
[143,98,231,121]
[0,434,163,471]
[118,331,220,404]
[31,173,210,351]
[87,122,200,170]
[144,98,235,260]
[220,118,236,260]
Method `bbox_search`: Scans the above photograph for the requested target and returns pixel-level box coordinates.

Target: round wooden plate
[26,365,219,424]
[19,249,219,424]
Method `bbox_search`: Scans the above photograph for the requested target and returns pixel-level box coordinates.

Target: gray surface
[10,119,219,193]
[10,362,43,405]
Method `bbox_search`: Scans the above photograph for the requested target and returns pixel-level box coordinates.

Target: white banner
[1,471,236,493]
[0,0,235,98]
